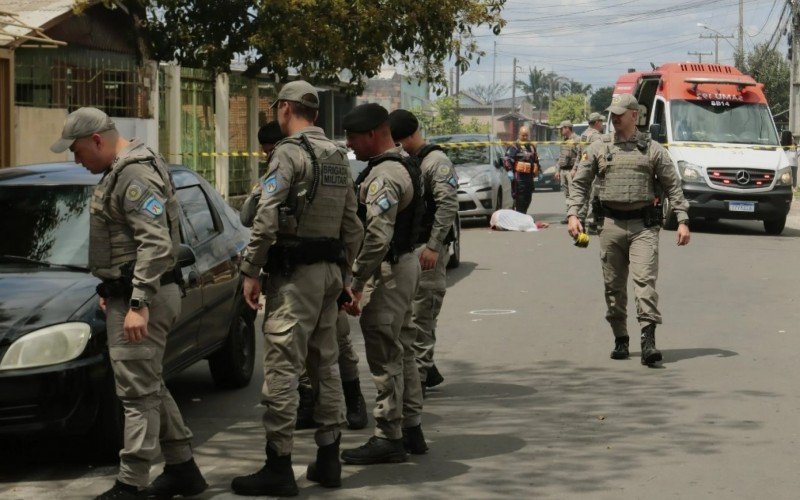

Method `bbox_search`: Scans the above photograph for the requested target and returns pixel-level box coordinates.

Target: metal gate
[0,50,11,167]
[180,68,215,184]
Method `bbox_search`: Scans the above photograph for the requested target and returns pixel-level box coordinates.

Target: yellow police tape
[167,140,797,157]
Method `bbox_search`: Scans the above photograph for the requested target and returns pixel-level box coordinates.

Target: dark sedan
[0,163,256,458]
[533,143,561,191]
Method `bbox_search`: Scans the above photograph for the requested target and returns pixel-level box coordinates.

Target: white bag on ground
[490,209,538,232]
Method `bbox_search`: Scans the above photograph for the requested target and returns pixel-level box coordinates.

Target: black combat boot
[640,324,662,366]
[147,458,208,499]
[340,436,408,465]
[231,444,298,497]
[341,379,368,430]
[425,364,444,388]
[306,436,341,488]
[295,385,320,430]
[96,481,145,499]
[402,425,429,455]
[610,335,630,360]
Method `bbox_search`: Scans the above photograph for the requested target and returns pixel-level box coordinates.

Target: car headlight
[677,161,704,184]
[469,172,492,188]
[776,166,793,186]
[0,322,91,370]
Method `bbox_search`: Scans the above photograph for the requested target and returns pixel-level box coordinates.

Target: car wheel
[89,366,124,462]
[209,298,256,389]
[552,185,561,192]
[662,198,679,230]
[764,216,786,235]
[447,217,461,269]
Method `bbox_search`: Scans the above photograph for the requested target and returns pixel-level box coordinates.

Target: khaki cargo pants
[360,253,421,439]
[106,283,193,488]
[412,243,449,382]
[336,310,360,383]
[261,262,345,455]
[598,217,662,338]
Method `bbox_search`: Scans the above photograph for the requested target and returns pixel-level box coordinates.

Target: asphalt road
[3,190,800,499]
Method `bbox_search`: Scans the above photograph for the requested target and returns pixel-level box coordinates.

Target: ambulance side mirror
[649,124,666,144]
[780,130,793,147]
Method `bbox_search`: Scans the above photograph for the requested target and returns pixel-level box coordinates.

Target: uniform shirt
[578,127,603,165]
[91,139,177,303]
[557,132,580,169]
[568,132,689,222]
[417,147,459,253]
[240,126,362,279]
[351,146,414,292]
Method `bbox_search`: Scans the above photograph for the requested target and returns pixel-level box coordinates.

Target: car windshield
[428,137,494,166]
[670,100,778,145]
[536,144,560,167]
[0,185,92,268]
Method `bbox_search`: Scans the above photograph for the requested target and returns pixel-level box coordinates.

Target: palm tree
[568,81,593,95]
[515,66,550,120]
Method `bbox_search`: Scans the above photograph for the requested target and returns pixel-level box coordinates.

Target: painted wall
[14,106,68,165]
[114,117,159,153]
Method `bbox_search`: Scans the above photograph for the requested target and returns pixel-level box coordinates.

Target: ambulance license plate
[728,201,755,213]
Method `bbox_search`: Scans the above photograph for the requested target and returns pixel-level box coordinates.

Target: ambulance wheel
[764,216,786,235]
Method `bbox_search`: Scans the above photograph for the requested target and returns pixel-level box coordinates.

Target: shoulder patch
[141,194,164,218]
[126,183,144,202]
[581,152,589,161]
[368,178,383,196]
[437,164,451,176]
[370,193,396,216]
[262,175,279,195]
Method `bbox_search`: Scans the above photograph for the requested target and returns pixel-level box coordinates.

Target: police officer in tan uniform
[388,109,459,396]
[51,107,206,500]
[580,112,605,232]
[556,120,580,224]
[232,81,363,496]
[339,103,426,464]
[567,94,691,366]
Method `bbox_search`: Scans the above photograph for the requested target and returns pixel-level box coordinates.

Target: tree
[112,0,506,93]
[568,81,592,95]
[549,94,586,125]
[467,83,509,103]
[413,96,489,136]
[515,66,550,114]
[590,86,614,113]
[740,43,790,117]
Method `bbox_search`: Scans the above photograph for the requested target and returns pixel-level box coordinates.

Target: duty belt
[96,272,177,299]
[601,203,662,228]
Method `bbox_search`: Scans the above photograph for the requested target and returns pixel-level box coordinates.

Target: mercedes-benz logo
[735,170,750,185]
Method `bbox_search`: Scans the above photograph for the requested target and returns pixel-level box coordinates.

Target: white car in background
[428,134,513,225]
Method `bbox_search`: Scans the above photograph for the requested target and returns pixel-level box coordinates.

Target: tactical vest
[559,133,579,169]
[277,134,350,240]
[416,144,444,244]
[89,146,181,277]
[356,152,425,256]
[596,133,657,204]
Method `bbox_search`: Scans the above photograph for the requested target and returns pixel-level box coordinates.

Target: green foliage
[413,96,489,136]
[116,0,506,93]
[590,86,614,113]
[549,94,587,125]
[739,43,790,116]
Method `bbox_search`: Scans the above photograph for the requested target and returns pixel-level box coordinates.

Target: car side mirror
[178,244,196,267]
[649,124,665,143]
[780,130,793,147]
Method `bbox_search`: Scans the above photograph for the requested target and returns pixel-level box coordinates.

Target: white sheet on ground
[490,209,538,232]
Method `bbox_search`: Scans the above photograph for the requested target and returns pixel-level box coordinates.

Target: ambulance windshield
[670,100,778,145]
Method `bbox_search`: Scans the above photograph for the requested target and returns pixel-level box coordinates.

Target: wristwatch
[678,220,689,228]
[129,298,149,310]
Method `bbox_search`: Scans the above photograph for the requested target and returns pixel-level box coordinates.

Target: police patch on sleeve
[581,152,589,161]
[141,194,164,218]
[126,183,143,202]
[262,175,279,195]
[447,175,458,188]
[370,193,396,216]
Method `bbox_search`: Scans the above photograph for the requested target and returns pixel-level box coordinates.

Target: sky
[458,0,790,98]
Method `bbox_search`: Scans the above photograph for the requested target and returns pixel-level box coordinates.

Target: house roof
[457,91,534,110]
[498,111,533,122]
[0,0,76,47]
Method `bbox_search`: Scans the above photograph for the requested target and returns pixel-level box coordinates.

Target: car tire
[662,198,679,230]
[764,216,786,235]
[90,366,124,462]
[447,217,461,269]
[552,185,561,192]
[209,298,256,389]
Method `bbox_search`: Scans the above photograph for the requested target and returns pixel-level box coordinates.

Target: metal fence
[180,67,215,184]
[15,50,150,118]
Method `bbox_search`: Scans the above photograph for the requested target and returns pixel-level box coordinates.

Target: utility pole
[738,0,744,60]
[511,57,517,114]
[699,32,735,64]
[688,51,712,63]
[491,40,496,138]
[790,0,800,141]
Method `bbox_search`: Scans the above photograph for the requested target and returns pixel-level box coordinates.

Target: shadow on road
[661,348,739,364]
[446,261,478,288]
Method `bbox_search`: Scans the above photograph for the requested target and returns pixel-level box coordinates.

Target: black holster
[643,204,662,228]
[264,236,346,277]
[592,198,604,226]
